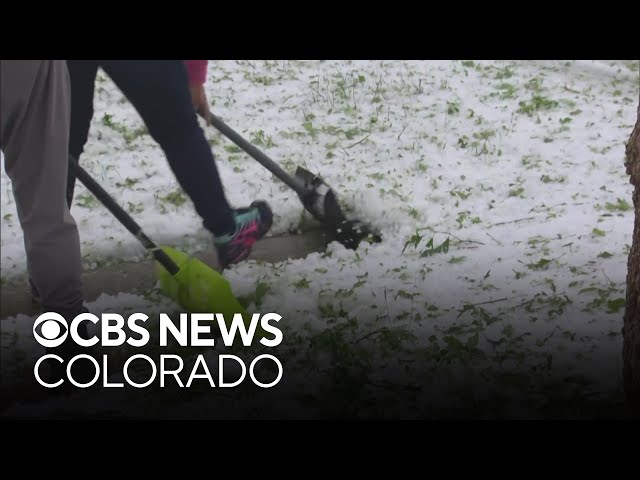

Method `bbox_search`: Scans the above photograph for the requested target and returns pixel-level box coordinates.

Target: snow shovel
[68,156,250,325]
[206,112,382,250]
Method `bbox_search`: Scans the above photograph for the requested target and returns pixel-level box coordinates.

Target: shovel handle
[69,157,180,276]
[206,112,309,197]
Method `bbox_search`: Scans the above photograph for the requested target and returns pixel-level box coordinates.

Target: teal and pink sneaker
[214,200,273,268]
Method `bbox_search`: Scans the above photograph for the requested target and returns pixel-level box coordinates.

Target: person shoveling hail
[28,60,382,323]
[19,60,273,321]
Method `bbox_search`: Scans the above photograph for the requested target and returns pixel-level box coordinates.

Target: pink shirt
[184,60,208,86]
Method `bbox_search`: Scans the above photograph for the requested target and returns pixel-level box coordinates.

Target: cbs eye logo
[33,313,69,348]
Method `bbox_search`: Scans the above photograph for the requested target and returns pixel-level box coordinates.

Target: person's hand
[189,84,212,125]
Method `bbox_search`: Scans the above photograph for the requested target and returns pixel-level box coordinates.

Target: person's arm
[184,60,211,124]
[184,60,208,86]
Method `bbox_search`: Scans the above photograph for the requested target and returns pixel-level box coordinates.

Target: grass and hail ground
[1,60,638,418]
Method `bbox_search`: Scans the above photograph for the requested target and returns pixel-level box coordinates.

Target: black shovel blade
[294,167,382,250]
[293,166,334,223]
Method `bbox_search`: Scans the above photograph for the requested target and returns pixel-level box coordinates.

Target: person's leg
[2,60,94,392]
[0,60,84,315]
[24,60,99,303]
[65,60,99,208]
[96,60,273,267]
[99,59,237,235]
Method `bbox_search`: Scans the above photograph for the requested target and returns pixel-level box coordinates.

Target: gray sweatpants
[1,60,84,313]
